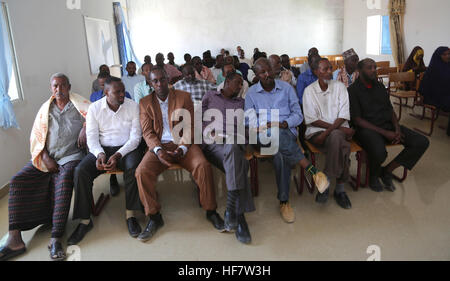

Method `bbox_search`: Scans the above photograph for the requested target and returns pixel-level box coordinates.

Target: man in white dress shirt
[303,58,354,210]
[122,61,145,100]
[68,77,144,245]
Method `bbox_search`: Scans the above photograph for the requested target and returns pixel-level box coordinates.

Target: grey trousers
[310,129,351,182]
[201,143,255,214]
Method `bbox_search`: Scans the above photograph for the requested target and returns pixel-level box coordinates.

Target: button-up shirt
[134,80,153,104]
[202,90,245,141]
[348,78,395,131]
[122,74,145,100]
[303,80,351,139]
[195,66,216,84]
[86,97,142,158]
[46,101,85,165]
[245,79,303,136]
[173,78,217,102]
[152,96,188,155]
[210,67,222,82]
[296,69,318,105]
[216,70,243,86]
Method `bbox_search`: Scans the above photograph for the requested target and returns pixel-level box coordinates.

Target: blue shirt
[90,90,132,102]
[296,69,318,105]
[216,69,243,85]
[245,79,303,136]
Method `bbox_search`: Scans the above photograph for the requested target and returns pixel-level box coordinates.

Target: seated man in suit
[135,67,224,242]
[201,72,255,244]
[68,77,144,245]
[348,58,429,192]
[303,58,354,209]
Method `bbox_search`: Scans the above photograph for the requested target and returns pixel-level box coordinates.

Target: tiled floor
[1,106,449,261]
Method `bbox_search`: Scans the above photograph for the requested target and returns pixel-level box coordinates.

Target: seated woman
[419,46,450,135]
[403,46,426,75]
[402,46,426,90]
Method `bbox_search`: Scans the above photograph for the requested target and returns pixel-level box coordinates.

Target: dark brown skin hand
[104,152,122,171]
[166,148,184,162]
[339,127,355,141]
[77,126,87,149]
[157,149,175,167]
[314,131,329,145]
[96,153,107,171]
[267,121,288,129]
[42,150,59,173]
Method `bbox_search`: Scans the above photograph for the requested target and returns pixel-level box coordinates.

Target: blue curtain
[113,2,141,76]
[0,4,19,130]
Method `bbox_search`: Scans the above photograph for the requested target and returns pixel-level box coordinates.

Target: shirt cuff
[91,148,105,159]
[153,146,162,155]
[179,145,188,156]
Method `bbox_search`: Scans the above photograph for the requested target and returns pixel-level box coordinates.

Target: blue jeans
[258,128,305,202]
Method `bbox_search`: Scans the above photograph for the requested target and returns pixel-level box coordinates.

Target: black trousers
[72,146,143,220]
[355,125,429,180]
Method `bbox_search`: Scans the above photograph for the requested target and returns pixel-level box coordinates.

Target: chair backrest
[377,67,398,76]
[388,71,416,83]
[376,61,390,68]
[294,57,307,66]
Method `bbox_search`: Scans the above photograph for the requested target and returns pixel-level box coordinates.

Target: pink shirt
[195,66,216,84]
[164,64,182,82]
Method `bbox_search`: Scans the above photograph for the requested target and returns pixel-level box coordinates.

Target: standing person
[349,59,430,192]
[68,77,143,245]
[0,74,89,261]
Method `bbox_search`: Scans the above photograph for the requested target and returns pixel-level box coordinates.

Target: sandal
[0,245,26,261]
[48,241,66,261]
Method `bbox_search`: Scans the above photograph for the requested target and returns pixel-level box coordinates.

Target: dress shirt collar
[255,79,283,93]
[100,96,124,113]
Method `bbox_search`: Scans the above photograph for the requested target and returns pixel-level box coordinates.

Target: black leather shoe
[127,217,142,238]
[315,188,329,204]
[137,214,164,242]
[67,220,93,246]
[110,174,120,197]
[224,209,237,232]
[206,211,225,231]
[333,191,352,209]
[381,168,396,192]
[369,178,384,192]
[235,214,251,244]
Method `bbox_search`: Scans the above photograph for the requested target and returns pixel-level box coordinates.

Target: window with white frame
[366,15,392,56]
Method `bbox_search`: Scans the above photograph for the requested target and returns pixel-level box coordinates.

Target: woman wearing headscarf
[419,46,450,136]
[403,46,426,75]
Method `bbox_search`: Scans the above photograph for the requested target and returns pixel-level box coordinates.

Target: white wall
[343,0,450,66]
[127,0,345,63]
[0,0,125,186]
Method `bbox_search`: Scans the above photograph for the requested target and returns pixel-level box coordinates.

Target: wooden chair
[409,73,441,136]
[294,57,307,66]
[388,72,417,121]
[304,140,365,192]
[376,61,390,69]
[249,142,306,197]
[377,66,397,81]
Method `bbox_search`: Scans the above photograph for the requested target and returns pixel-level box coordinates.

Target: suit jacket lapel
[151,93,163,135]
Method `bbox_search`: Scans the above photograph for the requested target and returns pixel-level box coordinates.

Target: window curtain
[389,0,406,67]
[0,3,19,130]
[113,2,141,76]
